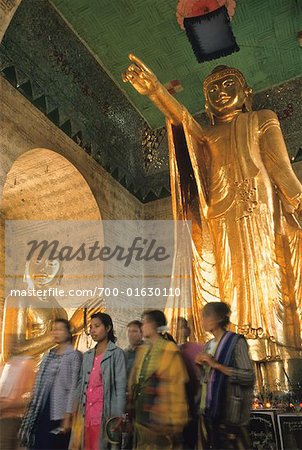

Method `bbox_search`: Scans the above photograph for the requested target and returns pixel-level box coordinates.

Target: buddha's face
[206,74,246,117]
[24,250,62,290]
[32,258,61,287]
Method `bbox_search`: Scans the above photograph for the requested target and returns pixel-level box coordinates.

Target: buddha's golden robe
[166,108,302,360]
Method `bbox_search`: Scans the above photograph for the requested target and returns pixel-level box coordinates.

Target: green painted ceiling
[51,0,302,128]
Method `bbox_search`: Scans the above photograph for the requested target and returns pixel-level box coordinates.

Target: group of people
[0,302,255,450]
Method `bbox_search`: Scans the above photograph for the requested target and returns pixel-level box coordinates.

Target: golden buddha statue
[1,248,104,363]
[123,55,302,375]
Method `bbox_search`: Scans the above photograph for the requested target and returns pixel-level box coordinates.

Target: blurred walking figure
[196,303,254,450]
[124,320,143,378]
[177,317,204,450]
[0,354,35,450]
[128,310,189,449]
[70,312,127,450]
[19,319,82,450]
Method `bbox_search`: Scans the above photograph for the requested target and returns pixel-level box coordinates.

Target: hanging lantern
[176,0,239,63]
[177,0,236,30]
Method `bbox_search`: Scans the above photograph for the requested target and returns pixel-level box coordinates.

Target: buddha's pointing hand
[122,54,159,96]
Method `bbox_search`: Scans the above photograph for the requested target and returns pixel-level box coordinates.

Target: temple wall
[0,76,143,220]
[144,197,173,220]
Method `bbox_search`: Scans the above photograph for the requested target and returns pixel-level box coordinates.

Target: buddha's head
[203,65,253,124]
[24,247,63,291]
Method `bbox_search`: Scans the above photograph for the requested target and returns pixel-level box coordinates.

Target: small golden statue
[1,249,104,364]
[123,55,302,378]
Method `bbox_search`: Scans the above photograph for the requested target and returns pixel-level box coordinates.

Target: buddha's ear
[205,103,215,125]
[244,86,253,112]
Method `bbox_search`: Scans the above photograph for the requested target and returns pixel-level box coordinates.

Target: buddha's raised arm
[123,54,205,138]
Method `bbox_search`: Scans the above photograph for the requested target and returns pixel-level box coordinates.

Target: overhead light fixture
[176,1,239,63]
[176,0,236,30]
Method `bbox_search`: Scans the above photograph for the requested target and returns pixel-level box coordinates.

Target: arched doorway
[0,148,103,358]
[1,148,101,221]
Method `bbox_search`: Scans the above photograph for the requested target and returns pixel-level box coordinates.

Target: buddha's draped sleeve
[258,109,302,214]
[164,109,220,342]
[258,109,302,332]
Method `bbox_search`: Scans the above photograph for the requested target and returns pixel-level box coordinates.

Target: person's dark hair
[142,310,167,328]
[142,310,174,341]
[177,316,191,339]
[53,318,72,342]
[91,312,117,343]
[202,302,231,329]
[127,320,142,329]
